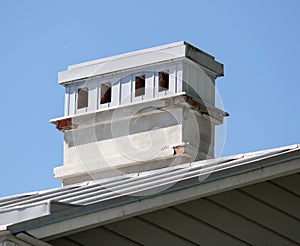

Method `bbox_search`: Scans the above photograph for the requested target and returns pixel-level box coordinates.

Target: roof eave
[8,147,300,240]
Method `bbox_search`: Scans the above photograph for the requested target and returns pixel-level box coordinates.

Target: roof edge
[7,145,300,239]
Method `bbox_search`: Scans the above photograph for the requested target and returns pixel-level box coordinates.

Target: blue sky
[1,0,299,197]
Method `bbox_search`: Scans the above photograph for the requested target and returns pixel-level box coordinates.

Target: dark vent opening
[77,87,88,109]
[100,83,112,104]
[135,75,145,97]
[159,71,169,92]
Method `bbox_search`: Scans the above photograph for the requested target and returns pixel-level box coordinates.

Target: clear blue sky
[1,0,299,197]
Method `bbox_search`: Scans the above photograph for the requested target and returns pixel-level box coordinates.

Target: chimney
[50,41,228,185]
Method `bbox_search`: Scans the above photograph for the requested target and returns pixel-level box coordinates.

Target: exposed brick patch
[56,118,78,131]
[173,145,185,155]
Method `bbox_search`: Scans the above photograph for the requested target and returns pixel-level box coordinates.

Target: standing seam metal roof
[1,144,299,212]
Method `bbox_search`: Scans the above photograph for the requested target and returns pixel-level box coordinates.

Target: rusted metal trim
[179,95,229,124]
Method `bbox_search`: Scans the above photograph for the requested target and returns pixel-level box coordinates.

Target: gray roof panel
[1,144,300,228]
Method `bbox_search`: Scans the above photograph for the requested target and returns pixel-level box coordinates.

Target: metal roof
[47,172,300,246]
[1,144,300,231]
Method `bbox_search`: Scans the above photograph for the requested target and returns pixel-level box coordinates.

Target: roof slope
[1,144,300,243]
[50,172,300,245]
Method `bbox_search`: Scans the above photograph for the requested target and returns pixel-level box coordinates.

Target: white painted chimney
[50,41,228,185]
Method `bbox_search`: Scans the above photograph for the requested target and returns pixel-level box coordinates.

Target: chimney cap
[58,41,223,85]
